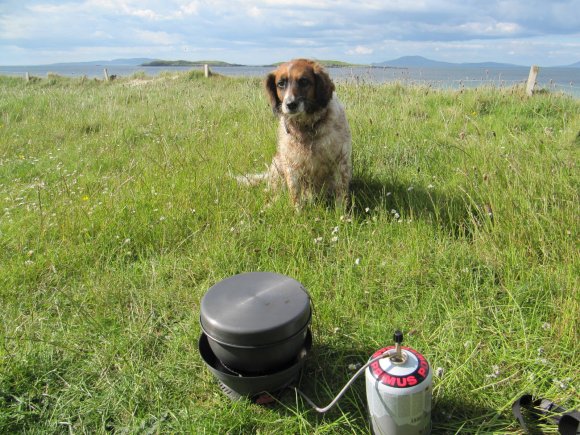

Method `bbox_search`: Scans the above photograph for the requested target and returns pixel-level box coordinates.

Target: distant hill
[33,56,579,69]
[311,60,369,68]
[49,58,155,66]
[374,55,522,68]
[373,56,454,68]
[141,60,242,67]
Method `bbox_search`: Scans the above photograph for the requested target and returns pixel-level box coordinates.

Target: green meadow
[1,71,578,433]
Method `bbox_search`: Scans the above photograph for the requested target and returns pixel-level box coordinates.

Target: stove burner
[217,379,294,404]
[199,329,312,400]
[218,380,245,401]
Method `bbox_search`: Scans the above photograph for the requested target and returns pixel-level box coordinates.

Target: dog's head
[265,59,335,116]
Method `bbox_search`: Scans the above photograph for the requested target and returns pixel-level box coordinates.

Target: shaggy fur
[240,59,352,208]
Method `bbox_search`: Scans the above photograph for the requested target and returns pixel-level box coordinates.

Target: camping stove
[198,273,433,433]
[199,329,312,402]
[198,272,313,402]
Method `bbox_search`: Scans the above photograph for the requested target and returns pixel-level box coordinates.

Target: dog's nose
[285,101,298,112]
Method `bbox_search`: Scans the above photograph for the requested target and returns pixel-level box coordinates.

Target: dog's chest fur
[275,97,350,181]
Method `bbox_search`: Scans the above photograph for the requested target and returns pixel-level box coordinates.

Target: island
[141,59,373,68]
[141,60,243,67]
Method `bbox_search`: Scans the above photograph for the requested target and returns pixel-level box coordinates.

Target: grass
[0,70,578,434]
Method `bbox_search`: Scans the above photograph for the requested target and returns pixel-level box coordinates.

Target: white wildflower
[354,258,360,265]
[555,379,568,390]
[487,365,501,378]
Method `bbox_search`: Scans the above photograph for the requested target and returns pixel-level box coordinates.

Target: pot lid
[200,272,311,346]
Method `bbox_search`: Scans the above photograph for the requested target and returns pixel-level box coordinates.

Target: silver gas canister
[365,331,432,435]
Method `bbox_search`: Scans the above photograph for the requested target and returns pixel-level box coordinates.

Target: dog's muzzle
[285,101,299,112]
[282,97,304,114]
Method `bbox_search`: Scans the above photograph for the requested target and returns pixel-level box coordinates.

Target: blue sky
[1,0,579,66]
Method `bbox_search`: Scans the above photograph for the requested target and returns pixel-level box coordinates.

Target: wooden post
[204,64,211,78]
[25,72,30,82]
[103,68,109,81]
[526,65,539,96]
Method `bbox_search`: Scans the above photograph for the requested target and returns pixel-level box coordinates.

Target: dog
[239,59,352,208]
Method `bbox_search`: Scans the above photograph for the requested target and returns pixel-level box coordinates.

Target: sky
[1,0,579,66]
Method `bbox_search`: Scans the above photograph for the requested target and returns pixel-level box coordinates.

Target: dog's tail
[232,172,269,186]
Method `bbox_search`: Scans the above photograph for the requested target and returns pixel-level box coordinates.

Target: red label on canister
[369,346,430,388]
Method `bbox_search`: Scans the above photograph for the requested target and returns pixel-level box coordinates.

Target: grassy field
[0,71,578,434]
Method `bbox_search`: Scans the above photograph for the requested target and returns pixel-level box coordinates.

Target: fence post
[103,68,109,81]
[526,65,539,96]
[204,64,211,78]
[25,72,30,82]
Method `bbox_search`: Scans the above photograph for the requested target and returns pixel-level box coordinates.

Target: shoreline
[1,64,578,98]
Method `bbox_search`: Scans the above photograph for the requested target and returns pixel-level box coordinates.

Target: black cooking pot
[200,272,311,373]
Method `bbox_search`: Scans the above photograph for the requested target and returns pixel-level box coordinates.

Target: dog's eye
[298,78,310,88]
[277,79,287,89]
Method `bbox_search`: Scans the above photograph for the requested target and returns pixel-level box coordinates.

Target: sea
[1,63,579,98]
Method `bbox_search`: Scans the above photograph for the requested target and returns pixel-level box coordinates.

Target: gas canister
[365,331,432,435]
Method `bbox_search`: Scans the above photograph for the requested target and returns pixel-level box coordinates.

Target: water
[1,63,578,97]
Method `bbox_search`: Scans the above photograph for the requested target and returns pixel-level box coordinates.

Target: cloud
[0,0,579,65]
[180,1,200,15]
[247,6,262,18]
[440,20,524,38]
[133,29,182,45]
[260,0,336,8]
[347,46,374,55]
[92,30,114,40]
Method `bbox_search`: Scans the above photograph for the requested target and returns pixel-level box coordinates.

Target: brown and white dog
[239,59,352,208]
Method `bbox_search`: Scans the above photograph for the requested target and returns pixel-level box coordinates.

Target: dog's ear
[313,65,335,109]
[265,73,281,114]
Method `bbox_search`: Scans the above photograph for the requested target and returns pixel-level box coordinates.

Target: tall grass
[1,72,578,433]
